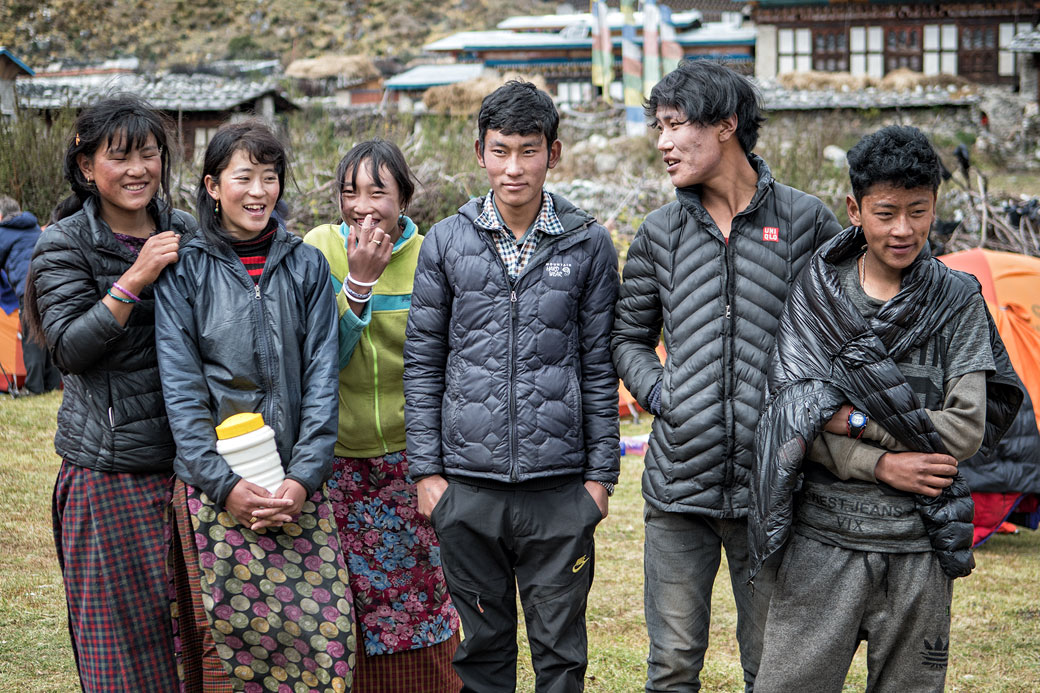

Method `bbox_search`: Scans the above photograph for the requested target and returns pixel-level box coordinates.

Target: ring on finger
[372,239,383,246]
[249,516,258,525]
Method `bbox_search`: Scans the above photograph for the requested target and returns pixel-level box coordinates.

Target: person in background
[0,194,61,394]
[25,95,196,691]
[155,120,355,692]
[404,80,620,692]
[610,60,842,692]
[304,139,462,692]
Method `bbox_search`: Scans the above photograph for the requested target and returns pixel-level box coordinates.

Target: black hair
[24,94,172,344]
[477,80,559,155]
[195,119,292,249]
[56,93,173,222]
[335,139,417,213]
[644,60,764,154]
[847,126,943,203]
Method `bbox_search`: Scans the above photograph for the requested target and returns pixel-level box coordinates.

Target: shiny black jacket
[750,227,1022,579]
[154,227,338,505]
[29,198,198,473]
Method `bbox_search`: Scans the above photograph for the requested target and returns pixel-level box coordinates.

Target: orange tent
[0,308,25,393]
[940,248,1040,544]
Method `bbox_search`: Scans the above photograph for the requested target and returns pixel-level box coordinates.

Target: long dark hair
[195,119,292,249]
[23,94,173,344]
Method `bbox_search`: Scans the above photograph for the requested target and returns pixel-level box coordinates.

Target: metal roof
[384,63,485,91]
[1009,29,1040,53]
[0,48,34,76]
[497,9,702,31]
[17,72,297,112]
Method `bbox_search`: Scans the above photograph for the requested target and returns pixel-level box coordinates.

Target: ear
[77,153,94,181]
[474,139,486,169]
[547,139,562,170]
[717,114,739,143]
[846,194,862,227]
[204,174,220,201]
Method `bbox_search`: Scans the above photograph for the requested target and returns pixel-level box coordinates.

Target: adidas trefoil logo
[920,636,949,670]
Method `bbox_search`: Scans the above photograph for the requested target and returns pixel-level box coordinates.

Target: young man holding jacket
[404,80,620,692]
[611,61,842,692]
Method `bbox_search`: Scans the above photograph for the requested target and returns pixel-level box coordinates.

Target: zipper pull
[725,303,731,319]
[254,285,261,300]
[108,406,115,429]
[510,290,517,303]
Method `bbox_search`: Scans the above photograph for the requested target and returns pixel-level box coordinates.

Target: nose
[247,177,265,197]
[504,153,523,176]
[657,129,672,152]
[892,214,914,236]
[126,153,146,175]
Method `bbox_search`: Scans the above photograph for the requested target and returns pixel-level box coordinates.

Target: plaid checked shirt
[474,190,565,280]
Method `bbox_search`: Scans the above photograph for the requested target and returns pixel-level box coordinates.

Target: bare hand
[346,214,393,285]
[273,478,309,518]
[583,480,609,519]
[875,451,959,496]
[824,405,853,435]
[123,230,181,290]
[225,478,294,530]
[416,474,448,518]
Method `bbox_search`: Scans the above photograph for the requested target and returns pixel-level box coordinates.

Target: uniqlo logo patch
[762,226,780,242]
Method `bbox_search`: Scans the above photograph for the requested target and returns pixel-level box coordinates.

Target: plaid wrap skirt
[52,460,181,692]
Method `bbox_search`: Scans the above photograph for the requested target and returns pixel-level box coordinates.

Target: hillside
[0,0,555,69]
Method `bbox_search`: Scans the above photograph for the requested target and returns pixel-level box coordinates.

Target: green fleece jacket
[303,218,422,458]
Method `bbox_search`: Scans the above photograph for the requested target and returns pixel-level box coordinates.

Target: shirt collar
[474,190,563,238]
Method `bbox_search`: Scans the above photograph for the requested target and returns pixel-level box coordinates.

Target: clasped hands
[225,478,308,531]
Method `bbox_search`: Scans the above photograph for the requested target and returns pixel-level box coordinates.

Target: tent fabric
[0,308,25,392]
[940,248,1040,544]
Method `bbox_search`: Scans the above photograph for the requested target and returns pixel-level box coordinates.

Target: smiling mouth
[243,204,266,214]
[123,182,149,191]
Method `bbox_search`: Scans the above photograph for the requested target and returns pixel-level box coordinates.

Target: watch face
[850,411,868,427]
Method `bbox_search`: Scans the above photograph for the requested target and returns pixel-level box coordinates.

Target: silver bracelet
[346,272,378,287]
[343,284,372,302]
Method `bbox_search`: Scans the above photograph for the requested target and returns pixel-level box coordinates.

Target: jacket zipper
[364,327,389,454]
[722,234,736,515]
[509,287,518,481]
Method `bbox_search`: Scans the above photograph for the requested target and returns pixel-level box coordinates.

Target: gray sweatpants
[755,532,953,693]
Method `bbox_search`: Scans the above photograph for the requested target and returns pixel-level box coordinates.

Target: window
[1000,22,1034,77]
[885,26,921,72]
[850,26,883,78]
[814,29,848,71]
[924,24,959,75]
[778,27,812,74]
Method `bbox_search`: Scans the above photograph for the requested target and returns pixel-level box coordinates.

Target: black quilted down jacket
[612,156,841,515]
[29,197,198,474]
[961,382,1040,495]
[749,227,1022,579]
[404,193,620,484]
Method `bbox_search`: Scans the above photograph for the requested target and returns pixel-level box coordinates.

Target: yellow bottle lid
[216,412,266,440]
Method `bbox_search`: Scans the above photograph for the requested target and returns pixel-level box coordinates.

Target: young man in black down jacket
[610,61,842,692]
[404,81,620,692]
[751,126,1020,692]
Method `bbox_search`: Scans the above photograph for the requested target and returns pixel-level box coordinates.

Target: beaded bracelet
[112,282,141,303]
[343,284,372,303]
[107,288,136,304]
[346,272,378,287]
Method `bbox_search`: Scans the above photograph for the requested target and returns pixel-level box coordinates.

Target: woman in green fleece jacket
[303,139,461,693]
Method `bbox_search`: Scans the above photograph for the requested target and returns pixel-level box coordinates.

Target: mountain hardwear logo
[546,262,572,277]
[920,636,949,669]
[572,554,589,573]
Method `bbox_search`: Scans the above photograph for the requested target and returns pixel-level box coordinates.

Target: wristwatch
[595,481,615,497]
[846,409,868,439]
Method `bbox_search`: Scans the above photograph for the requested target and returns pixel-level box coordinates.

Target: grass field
[2,392,1039,691]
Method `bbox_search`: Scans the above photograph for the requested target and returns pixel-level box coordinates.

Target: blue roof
[0,48,34,77]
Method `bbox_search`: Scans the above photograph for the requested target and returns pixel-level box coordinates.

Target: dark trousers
[19,297,60,394]
[430,479,602,693]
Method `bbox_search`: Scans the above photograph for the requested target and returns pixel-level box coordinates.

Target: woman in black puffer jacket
[25,95,196,691]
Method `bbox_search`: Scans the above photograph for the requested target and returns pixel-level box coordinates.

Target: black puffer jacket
[404,193,620,484]
[154,227,338,505]
[612,156,841,515]
[749,227,1022,579]
[29,197,198,473]
[961,382,1040,494]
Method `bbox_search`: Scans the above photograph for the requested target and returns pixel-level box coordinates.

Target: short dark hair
[58,93,173,221]
[335,139,417,212]
[477,80,559,154]
[644,60,764,154]
[847,126,942,203]
[195,119,292,248]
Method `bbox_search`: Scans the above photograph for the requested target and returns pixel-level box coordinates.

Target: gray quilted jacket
[404,193,620,484]
[612,156,841,515]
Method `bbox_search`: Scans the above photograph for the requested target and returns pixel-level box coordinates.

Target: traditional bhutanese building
[751,0,1040,85]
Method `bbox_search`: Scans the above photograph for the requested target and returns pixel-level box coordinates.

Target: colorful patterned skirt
[52,460,181,692]
[174,480,357,693]
[328,452,461,692]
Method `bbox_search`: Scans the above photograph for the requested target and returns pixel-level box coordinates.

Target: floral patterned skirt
[328,452,460,657]
[177,480,357,693]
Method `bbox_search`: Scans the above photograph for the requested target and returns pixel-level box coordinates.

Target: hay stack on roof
[423,71,548,116]
[878,68,974,92]
[285,55,380,82]
[777,70,876,91]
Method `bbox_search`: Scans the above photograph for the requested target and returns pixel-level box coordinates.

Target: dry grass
[1,396,1039,690]
[423,72,549,117]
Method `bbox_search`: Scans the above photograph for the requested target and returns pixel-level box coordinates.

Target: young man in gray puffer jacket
[404,80,620,692]
[611,61,842,692]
